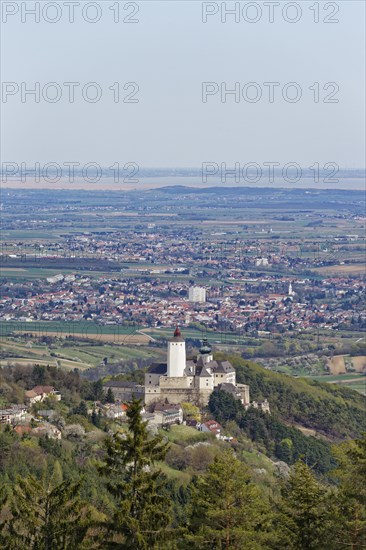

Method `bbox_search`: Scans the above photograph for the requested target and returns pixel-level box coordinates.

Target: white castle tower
[167,326,186,377]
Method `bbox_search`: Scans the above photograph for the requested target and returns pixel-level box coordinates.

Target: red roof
[204,420,222,433]
[32,386,54,395]
[14,425,31,436]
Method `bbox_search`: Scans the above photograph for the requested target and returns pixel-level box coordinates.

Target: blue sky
[1,0,365,168]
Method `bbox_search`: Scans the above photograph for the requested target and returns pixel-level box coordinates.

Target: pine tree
[278,461,331,550]
[330,435,366,549]
[105,387,115,404]
[101,397,172,549]
[0,475,92,550]
[50,460,63,486]
[73,400,88,418]
[91,407,101,427]
[91,379,105,402]
[276,438,293,463]
[185,449,271,549]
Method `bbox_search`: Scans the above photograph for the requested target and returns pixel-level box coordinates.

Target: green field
[0,321,143,337]
[1,321,267,347]
[306,373,366,395]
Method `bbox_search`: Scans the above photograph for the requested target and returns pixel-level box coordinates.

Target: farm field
[306,373,366,395]
[2,321,269,346]
[314,264,366,275]
[12,332,152,345]
[0,336,164,371]
[1,321,146,337]
[327,355,366,374]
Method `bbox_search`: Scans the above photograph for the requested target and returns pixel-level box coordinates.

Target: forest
[1,358,366,549]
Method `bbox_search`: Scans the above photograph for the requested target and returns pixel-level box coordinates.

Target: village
[1,270,365,336]
[0,383,247,443]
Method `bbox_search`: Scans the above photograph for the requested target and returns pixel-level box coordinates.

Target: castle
[105,327,260,409]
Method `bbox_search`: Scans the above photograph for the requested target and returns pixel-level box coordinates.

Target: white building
[46,274,64,284]
[167,326,187,377]
[256,258,269,267]
[189,286,206,303]
[0,405,27,424]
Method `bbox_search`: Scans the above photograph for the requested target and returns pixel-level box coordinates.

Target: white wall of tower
[167,341,186,377]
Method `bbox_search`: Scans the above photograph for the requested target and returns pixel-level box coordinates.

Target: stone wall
[160,376,193,389]
[105,384,144,402]
[237,383,250,405]
[144,387,212,407]
[145,373,161,386]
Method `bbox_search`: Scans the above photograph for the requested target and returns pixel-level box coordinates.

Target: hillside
[215,353,366,440]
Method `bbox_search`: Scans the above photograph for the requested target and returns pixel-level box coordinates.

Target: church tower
[198,337,213,365]
[167,326,186,377]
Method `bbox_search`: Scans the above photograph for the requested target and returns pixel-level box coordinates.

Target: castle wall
[105,385,144,402]
[214,373,226,385]
[226,372,236,385]
[214,372,236,387]
[160,376,193,389]
[144,387,212,407]
[236,383,250,405]
[145,373,161,386]
[196,376,214,391]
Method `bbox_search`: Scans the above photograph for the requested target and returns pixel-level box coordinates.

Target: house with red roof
[199,420,222,438]
[25,386,61,405]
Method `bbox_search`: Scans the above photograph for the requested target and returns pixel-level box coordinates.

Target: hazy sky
[1,0,365,169]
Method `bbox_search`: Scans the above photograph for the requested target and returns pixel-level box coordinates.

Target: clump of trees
[208,387,338,474]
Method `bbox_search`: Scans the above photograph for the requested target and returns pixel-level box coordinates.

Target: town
[1,271,365,336]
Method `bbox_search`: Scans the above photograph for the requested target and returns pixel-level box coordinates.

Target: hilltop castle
[105,327,258,408]
[144,326,250,406]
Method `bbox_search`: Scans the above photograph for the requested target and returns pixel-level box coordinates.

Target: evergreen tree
[101,397,172,549]
[91,407,101,428]
[32,364,46,385]
[185,449,272,549]
[73,400,88,418]
[275,438,293,463]
[0,475,92,550]
[105,387,115,404]
[90,380,105,402]
[208,389,243,425]
[50,460,63,486]
[277,461,331,549]
[330,435,366,548]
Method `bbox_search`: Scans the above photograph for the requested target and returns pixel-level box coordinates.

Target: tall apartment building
[188,286,206,303]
